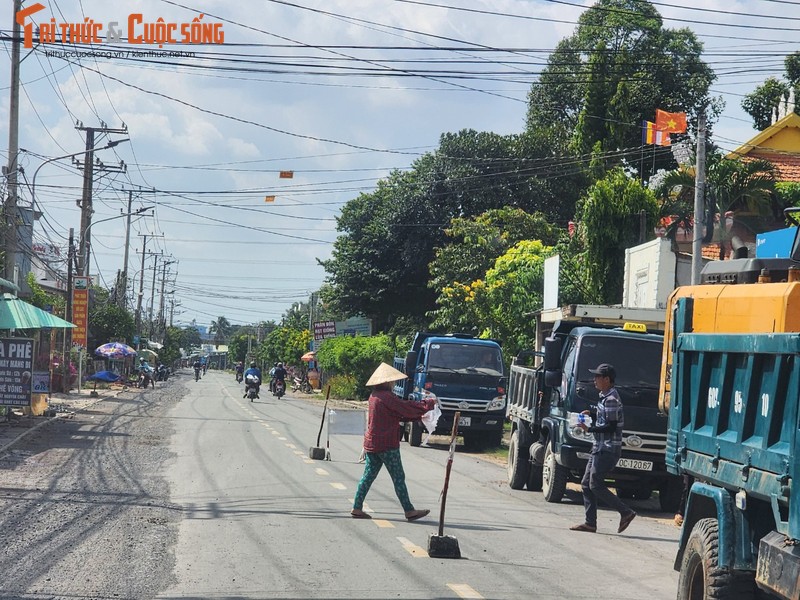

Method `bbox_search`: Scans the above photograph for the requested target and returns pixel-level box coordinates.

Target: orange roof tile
[702,244,721,260]
[754,152,800,183]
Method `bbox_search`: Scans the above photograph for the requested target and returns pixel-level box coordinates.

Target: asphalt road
[0,370,681,600]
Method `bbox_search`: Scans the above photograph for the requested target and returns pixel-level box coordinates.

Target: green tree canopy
[88,287,135,351]
[742,53,800,130]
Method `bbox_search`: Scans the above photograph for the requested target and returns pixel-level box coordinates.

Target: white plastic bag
[420,404,442,446]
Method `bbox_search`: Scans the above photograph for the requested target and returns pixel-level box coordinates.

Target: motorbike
[235,371,243,384]
[292,375,312,394]
[156,364,169,381]
[138,368,155,389]
[273,379,286,399]
[245,374,260,402]
[194,367,201,382]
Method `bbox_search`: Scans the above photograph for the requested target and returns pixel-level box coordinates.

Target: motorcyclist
[268,362,278,393]
[138,357,155,388]
[243,361,262,398]
[273,362,287,395]
[235,361,244,383]
[193,359,202,381]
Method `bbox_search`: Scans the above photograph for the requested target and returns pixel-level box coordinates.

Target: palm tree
[655,154,777,258]
[209,316,231,346]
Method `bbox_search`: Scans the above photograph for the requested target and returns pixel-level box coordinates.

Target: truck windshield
[576,336,661,388]
[427,343,503,375]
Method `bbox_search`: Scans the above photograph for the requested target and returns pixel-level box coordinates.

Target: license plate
[458,416,471,426]
[616,458,653,471]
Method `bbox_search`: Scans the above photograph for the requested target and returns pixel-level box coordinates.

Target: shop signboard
[72,276,90,348]
[313,320,337,341]
[0,338,34,406]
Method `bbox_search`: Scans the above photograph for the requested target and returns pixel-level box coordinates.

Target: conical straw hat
[366,362,407,386]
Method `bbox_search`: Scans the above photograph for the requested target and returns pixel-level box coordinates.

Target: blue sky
[1,0,797,329]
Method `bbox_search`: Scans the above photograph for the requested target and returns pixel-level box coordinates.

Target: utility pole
[120,190,133,309]
[135,235,148,341]
[692,112,707,285]
[63,228,75,392]
[4,0,22,284]
[147,252,164,339]
[75,123,127,277]
[157,259,176,341]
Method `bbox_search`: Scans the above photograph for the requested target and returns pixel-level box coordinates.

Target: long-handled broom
[427,411,461,559]
[308,385,331,460]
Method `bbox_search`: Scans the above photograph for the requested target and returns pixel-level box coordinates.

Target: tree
[573,168,659,303]
[209,316,231,345]
[742,53,800,130]
[315,334,395,399]
[322,130,567,330]
[526,0,717,178]
[88,287,135,350]
[429,207,558,334]
[258,326,311,367]
[26,273,65,316]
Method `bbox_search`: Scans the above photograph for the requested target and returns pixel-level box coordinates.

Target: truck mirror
[792,228,800,262]
[543,337,562,371]
[544,369,562,388]
[404,351,418,375]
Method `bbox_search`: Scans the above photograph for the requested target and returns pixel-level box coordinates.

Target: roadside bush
[327,374,359,400]
[316,334,394,399]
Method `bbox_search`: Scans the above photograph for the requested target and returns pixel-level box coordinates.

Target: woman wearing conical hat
[351,363,436,521]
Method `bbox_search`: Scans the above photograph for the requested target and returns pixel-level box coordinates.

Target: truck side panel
[668,329,800,540]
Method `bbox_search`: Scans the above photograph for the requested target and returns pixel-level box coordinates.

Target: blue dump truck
[393,333,506,448]
[506,319,682,509]
[666,281,800,600]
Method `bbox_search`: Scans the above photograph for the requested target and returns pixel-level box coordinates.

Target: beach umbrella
[138,348,158,361]
[301,351,316,362]
[95,342,136,359]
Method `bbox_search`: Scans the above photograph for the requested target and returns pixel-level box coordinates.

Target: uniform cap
[366,362,407,386]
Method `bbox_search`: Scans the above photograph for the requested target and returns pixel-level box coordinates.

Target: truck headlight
[569,426,591,441]
[487,395,506,411]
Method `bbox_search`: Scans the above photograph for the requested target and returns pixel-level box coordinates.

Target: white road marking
[330,482,346,490]
[315,468,329,476]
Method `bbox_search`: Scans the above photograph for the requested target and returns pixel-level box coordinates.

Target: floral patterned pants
[353,448,414,512]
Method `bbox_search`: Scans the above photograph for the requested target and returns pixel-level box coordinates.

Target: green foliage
[321,129,570,330]
[575,168,659,303]
[161,326,184,366]
[227,331,255,364]
[88,287,135,350]
[282,302,309,330]
[181,326,202,349]
[742,77,791,131]
[326,374,359,400]
[209,316,231,345]
[429,207,558,334]
[776,182,800,213]
[526,0,716,179]
[26,273,65,316]
[258,326,311,367]
[315,334,395,399]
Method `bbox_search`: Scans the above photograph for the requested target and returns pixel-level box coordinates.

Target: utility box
[623,238,693,309]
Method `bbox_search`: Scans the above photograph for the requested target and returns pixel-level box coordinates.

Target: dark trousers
[581,449,632,527]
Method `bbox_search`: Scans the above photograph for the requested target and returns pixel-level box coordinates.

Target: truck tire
[542,443,568,503]
[507,429,530,490]
[409,421,423,447]
[527,465,543,492]
[677,518,756,600]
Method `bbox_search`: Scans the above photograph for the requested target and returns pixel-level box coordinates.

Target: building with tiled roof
[728,112,800,183]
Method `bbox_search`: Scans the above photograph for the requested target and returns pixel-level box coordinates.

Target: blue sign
[133,335,140,345]
[756,227,797,258]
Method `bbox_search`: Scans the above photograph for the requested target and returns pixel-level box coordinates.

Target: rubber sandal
[405,509,430,521]
[569,523,597,532]
[350,510,372,519]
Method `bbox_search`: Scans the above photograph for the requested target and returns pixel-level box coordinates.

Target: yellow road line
[303,458,314,464]
[330,482,346,490]
[373,519,394,528]
[286,443,296,449]
[293,450,304,456]
[397,537,428,558]
[271,431,280,436]
[278,437,287,441]
[315,468,329,476]
[447,584,483,599]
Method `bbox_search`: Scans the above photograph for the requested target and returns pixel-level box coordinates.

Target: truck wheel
[659,477,684,513]
[542,443,567,503]
[677,518,756,600]
[409,421,423,447]
[527,465,543,492]
[507,429,530,490]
